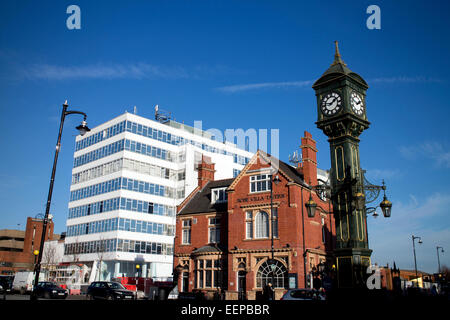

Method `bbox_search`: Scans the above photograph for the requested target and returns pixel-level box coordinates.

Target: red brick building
[0,217,56,274]
[174,131,335,300]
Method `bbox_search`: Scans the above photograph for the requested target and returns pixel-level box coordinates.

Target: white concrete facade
[63,112,253,281]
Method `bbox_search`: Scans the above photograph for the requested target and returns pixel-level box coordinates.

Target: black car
[32,282,68,299]
[87,281,136,300]
[0,275,14,293]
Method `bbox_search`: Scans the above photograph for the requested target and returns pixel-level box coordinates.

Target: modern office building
[63,110,253,281]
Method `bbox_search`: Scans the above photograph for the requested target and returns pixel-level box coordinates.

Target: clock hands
[321,92,342,115]
[326,96,337,110]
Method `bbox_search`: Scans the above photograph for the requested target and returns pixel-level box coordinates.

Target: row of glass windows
[126,120,182,146]
[124,139,177,162]
[70,178,122,202]
[74,139,124,168]
[75,120,250,165]
[234,154,249,166]
[70,177,185,202]
[126,121,250,164]
[72,158,122,185]
[181,210,278,246]
[68,197,176,220]
[72,157,186,185]
[68,197,120,219]
[75,121,126,151]
[66,218,174,237]
[64,238,173,256]
[120,177,184,199]
[73,138,181,169]
[117,239,173,255]
[64,239,117,255]
[122,158,185,182]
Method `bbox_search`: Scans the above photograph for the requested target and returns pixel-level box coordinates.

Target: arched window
[255,211,269,238]
[256,259,288,289]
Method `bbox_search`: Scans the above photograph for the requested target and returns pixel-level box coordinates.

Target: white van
[12,271,45,294]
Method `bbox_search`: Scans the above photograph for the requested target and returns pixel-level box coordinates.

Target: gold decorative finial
[331,41,346,66]
[335,41,340,56]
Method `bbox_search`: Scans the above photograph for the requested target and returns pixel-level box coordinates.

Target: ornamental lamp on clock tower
[312,41,371,289]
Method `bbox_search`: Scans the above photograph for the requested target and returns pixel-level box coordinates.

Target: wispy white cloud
[20,63,190,80]
[215,80,313,93]
[400,142,450,168]
[215,76,443,93]
[367,76,443,84]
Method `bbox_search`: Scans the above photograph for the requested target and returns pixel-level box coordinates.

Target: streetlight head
[372,211,379,218]
[273,174,281,185]
[305,194,317,218]
[76,120,91,136]
[418,239,423,244]
[379,195,392,218]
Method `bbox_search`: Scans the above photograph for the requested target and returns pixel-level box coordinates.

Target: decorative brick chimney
[197,155,215,189]
[300,131,318,186]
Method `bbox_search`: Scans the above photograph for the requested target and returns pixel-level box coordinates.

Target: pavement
[1,293,87,300]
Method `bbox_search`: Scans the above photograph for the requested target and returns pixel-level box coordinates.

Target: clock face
[350,91,364,116]
[321,92,342,116]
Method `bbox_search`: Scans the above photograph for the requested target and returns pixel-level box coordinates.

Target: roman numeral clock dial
[321,92,342,116]
[351,91,365,116]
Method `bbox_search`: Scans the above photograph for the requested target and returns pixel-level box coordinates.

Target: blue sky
[0,0,449,274]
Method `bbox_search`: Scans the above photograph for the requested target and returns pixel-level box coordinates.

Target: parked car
[87,281,136,300]
[12,271,45,294]
[32,282,68,299]
[0,275,14,293]
[167,286,179,299]
[280,289,326,301]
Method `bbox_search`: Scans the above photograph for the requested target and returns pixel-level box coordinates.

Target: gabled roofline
[227,150,305,191]
[177,186,201,214]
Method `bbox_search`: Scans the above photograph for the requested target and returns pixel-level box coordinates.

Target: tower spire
[331,41,347,66]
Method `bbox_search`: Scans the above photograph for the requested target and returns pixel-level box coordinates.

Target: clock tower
[313,42,371,288]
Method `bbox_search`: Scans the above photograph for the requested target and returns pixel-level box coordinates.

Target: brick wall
[0,217,55,274]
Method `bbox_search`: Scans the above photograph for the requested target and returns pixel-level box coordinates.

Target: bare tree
[42,242,59,280]
[95,237,112,281]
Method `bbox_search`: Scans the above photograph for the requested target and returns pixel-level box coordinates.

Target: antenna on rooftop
[155,104,173,123]
[133,106,137,114]
[289,150,302,166]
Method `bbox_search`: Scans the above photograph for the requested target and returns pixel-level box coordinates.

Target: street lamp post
[136,264,141,295]
[411,235,422,287]
[136,264,141,277]
[33,250,39,266]
[269,174,281,299]
[436,246,444,274]
[31,101,90,300]
[305,177,391,289]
